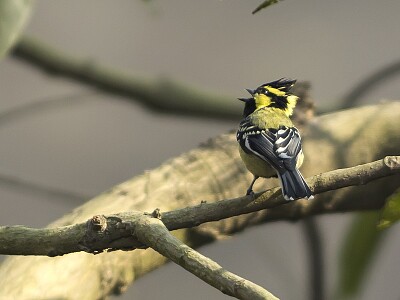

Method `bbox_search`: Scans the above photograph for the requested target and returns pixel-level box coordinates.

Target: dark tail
[278,169,313,201]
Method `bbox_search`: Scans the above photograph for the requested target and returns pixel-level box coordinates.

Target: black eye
[264,89,270,95]
[257,87,268,95]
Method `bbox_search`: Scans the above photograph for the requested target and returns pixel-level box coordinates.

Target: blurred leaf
[252,0,282,14]
[0,0,33,60]
[335,212,385,300]
[377,188,400,230]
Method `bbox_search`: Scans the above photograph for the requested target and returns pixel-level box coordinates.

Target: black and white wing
[237,120,302,174]
[237,120,312,200]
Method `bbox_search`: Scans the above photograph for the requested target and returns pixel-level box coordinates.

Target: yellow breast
[239,147,276,178]
[238,146,305,178]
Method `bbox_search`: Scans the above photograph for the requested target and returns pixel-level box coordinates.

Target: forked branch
[1,156,399,257]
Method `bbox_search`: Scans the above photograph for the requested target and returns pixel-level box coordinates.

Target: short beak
[246,88,255,96]
[238,97,251,102]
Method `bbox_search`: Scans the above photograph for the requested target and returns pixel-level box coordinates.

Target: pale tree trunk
[0,102,399,299]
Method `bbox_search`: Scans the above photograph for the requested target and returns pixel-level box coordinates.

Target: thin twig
[162,156,400,230]
[0,156,399,256]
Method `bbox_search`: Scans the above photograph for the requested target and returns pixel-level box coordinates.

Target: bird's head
[239,78,298,117]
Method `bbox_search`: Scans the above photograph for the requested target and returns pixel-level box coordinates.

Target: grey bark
[0,102,399,299]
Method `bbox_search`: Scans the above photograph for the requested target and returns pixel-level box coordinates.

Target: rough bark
[0,102,399,299]
[135,215,279,300]
[2,154,399,257]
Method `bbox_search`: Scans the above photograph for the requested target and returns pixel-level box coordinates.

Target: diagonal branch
[1,156,399,256]
[0,103,399,299]
[0,171,89,203]
[252,0,283,14]
[340,59,400,109]
[11,36,314,120]
[12,35,240,119]
[134,213,279,300]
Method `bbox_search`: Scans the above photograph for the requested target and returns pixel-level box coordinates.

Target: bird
[236,78,313,200]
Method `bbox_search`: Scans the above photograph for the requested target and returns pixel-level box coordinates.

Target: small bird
[236,78,313,200]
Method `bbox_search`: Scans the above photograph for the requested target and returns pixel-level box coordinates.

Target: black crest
[238,78,297,116]
[258,78,296,92]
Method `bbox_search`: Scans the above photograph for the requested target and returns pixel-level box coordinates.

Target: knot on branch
[384,156,400,169]
[89,215,107,232]
[151,208,161,219]
[80,213,146,253]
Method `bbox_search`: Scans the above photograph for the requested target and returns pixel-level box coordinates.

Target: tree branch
[12,35,240,119]
[1,156,399,256]
[302,217,324,300]
[135,214,279,300]
[0,92,95,202]
[11,36,314,120]
[0,103,398,299]
[252,0,282,14]
[340,59,400,109]
[0,171,89,203]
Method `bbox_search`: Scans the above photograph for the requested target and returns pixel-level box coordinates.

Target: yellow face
[285,95,298,116]
[254,93,272,109]
[253,85,298,117]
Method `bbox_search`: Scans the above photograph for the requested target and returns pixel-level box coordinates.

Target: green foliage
[378,188,400,230]
[0,0,33,60]
[252,0,282,14]
[335,212,385,300]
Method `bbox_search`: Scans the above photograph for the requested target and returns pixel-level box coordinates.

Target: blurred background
[0,0,400,299]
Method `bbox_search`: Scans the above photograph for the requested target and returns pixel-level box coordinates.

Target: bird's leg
[246,175,259,196]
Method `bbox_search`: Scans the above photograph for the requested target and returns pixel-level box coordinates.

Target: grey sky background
[0,1,400,299]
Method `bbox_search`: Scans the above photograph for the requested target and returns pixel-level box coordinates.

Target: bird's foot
[246,189,255,199]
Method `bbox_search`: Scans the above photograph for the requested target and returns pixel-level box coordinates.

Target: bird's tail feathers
[278,169,313,201]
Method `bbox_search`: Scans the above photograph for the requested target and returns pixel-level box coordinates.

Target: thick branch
[0,103,399,299]
[0,214,279,299]
[1,156,399,256]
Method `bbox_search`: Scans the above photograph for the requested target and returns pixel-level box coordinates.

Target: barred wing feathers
[237,121,313,200]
